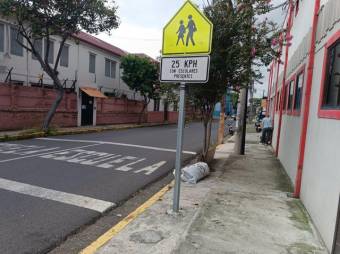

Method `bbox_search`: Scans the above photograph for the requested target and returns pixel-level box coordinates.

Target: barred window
[0,23,4,52]
[105,58,116,78]
[44,39,54,64]
[60,44,69,67]
[10,27,23,56]
[89,53,96,73]
[32,39,43,60]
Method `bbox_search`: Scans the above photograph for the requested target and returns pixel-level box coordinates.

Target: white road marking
[0,144,101,163]
[37,138,197,155]
[134,161,167,175]
[0,178,115,213]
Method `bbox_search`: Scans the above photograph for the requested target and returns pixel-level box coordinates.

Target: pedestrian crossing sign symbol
[162,0,213,55]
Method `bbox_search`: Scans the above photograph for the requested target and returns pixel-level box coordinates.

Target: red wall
[147,111,178,124]
[0,83,179,131]
[147,111,164,123]
[96,98,146,125]
[168,112,178,123]
[0,83,77,131]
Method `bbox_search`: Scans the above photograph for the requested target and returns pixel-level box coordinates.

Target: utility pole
[217,93,226,145]
[234,88,248,155]
[235,0,253,155]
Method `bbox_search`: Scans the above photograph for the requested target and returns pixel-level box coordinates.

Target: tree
[188,0,279,161]
[120,54,159,124]
[159,83,179,111]
[0,0,119,131]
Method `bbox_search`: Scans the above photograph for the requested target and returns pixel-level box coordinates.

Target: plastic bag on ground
[181,162,210,184]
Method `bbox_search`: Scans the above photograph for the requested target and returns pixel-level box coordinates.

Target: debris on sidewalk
[181,162,210,184]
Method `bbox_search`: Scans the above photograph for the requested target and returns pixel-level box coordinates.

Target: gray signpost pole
[173,82,186,213]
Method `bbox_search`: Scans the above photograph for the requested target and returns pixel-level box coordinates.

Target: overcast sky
[97,0,286,97]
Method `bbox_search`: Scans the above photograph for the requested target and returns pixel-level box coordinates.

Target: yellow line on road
[79,181,174,254]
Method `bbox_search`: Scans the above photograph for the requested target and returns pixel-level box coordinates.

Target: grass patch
[287,242,322,253]
[287,199,312,233]
[273,160,294,193]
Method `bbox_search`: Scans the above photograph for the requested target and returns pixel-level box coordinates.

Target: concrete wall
[300,18,340,251]
[268,0,340,251]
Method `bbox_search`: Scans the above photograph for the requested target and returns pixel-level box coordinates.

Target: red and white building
[0,16,178,130]
[267,0,340,252]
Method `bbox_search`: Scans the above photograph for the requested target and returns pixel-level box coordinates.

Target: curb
[0,123,175,142]
[79,182,174,254]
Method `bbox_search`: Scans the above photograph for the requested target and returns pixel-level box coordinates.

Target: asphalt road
[0,122,218,254]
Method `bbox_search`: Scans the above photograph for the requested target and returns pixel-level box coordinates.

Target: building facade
[267,0,340,252]
[0,17,176,128]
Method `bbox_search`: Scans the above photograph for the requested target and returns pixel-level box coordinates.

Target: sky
[97,0,287,97]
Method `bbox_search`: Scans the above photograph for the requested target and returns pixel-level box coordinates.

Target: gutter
[294,0,321,198]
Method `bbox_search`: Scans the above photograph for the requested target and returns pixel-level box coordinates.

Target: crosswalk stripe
[0,178,115,213]
[37,138,197,155]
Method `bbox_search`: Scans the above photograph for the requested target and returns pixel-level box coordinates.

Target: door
[333,197,340,254]
[81,92,93,126]
[164,100,169,121]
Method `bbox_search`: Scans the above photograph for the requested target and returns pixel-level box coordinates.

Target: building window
[294,71,304,112]
[105,58,116,78]
[44,39,54,64]
[60,44,69,67]
[276,91,280,111]
[284,84,289,112]
[0,23,4,52]
[10,27,23,56]
[287,80,295,111]
[89,53,96,73]
[322,40,340,109]
[32,39,43,60]
[154,99,160,111]
[319,33,340,120]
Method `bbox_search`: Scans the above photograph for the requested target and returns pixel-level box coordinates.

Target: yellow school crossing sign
[162,0,213,55]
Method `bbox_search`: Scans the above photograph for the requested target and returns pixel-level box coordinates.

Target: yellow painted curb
[79,181,174,254]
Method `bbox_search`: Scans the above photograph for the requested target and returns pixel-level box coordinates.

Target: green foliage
[187,0,279,159]
[120,54,159,103]
[159,83,179,105]
[0,0,119,38]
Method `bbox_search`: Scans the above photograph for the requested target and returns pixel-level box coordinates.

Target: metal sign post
[161,0,213,213]
[173,82,186,212]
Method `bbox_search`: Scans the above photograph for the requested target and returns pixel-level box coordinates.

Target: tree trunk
[202,108,213,162]
[203,120,208,158]
[138,102,147,124]
[217,94,226,145]
[42,85,64,131]
[207,117,213,151]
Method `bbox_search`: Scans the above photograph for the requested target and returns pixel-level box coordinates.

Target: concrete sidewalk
[92,132,327,254]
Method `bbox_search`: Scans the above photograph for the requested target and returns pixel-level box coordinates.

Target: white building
[267,0,340,252]
[0,16,168,127]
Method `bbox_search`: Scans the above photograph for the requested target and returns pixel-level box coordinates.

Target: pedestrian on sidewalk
[261,114,273,145]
